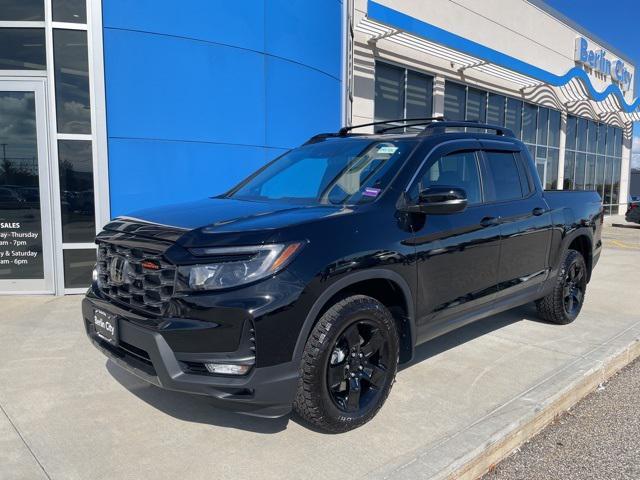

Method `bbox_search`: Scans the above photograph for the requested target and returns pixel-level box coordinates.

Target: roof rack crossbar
[420,121,515,137]
[337,117,445,135]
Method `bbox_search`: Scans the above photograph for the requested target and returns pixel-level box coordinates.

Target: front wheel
[536,249,588,325]
[293,295,399,433]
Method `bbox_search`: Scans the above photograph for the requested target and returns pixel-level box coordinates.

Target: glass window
[486,94,505,126]
[0,0,44,21]
[611,157,621,205]
[613,127,622,157]
[58,140,95,243]
[548,109,561,148]
[587,121,598,153]
[597,124,607,155]
[505,98,522,138]
[595,155,605,198]
[566,115,577,151]
[444,82,466,121]
[52,0,87,23]
[465,87,486,122]
[574,153,586,190]
[522,103,537,144]
[374,62,404,123]
[537,107,549,146]
[63,248,96,288]
[53,29,91,134]
[484,151,524,201]
[230,138,417,205]
[0,28,46,70]
[417,151,482,204]
[577,118,588,151]
[563,150,575,190]
[603,156,613,205]
[405,70,433,120]
[585,154,596,190]
[606,126,616,156]
[547,148,559,190]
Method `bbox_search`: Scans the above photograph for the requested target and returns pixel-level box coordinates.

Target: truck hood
[104,197,351,246]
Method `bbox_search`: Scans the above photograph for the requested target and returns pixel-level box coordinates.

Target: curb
[370,320,640,480]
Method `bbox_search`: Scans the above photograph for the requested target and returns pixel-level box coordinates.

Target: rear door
[407,140,501,341]
[479,141,553,300]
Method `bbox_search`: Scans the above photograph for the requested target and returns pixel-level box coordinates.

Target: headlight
[180,242,305,291]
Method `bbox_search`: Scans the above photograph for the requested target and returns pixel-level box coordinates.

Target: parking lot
[1,217,639,480]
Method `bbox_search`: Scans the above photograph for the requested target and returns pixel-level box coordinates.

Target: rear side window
[483,151,526,202]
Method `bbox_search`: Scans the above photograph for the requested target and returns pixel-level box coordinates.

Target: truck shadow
[106,303,548,433]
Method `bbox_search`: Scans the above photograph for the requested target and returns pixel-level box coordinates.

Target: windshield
[227,138,416,205]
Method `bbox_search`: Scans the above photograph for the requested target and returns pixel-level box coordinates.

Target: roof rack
[420,121,515,137]
[304,118,515,145]
[337,117,445,136]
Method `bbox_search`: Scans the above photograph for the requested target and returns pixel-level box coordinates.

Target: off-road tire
[536,249,587,325]
[293,295,399,433]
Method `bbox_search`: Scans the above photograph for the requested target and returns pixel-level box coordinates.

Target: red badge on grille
[141,260,160,270]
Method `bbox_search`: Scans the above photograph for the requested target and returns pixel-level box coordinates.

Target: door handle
[480,216,499,227]
[532,207,546,216]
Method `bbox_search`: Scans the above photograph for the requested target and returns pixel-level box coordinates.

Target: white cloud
[633,134,640,170]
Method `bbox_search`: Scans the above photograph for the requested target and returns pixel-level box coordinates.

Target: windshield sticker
[377,146,398,154]
[363,187,382,198]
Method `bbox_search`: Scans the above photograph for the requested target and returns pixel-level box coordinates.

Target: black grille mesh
[96,242,176,315]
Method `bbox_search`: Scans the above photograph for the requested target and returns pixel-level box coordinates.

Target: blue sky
[543,0,640,167]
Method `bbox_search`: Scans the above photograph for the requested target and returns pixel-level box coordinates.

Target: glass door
[0,79,54,293]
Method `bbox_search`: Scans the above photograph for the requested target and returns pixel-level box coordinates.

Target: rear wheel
[293,295,399,433]
[536,249,587,325]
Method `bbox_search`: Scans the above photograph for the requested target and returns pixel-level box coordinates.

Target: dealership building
[0,0,637,294]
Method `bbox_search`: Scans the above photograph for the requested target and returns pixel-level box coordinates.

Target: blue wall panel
[103,0,265,52]
[104,29,265,145]
[103,1,343,217]
[265,57,341,149]
[108,139,269,217]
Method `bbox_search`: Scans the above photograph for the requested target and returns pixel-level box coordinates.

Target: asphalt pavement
[484,356,640,480]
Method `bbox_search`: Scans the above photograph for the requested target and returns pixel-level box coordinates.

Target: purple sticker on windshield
[363,187,381,197]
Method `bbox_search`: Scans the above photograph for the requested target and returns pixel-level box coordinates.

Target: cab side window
[414,151,482,205]
[483,151,529,202]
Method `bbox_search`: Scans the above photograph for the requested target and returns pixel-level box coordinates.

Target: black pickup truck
[83,119,603,432]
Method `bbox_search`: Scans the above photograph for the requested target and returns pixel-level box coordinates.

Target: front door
[0,79,54,293]
[407,141,502,342]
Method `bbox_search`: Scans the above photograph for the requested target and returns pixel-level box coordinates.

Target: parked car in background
[625,195,640,224]
[82,118,603,432]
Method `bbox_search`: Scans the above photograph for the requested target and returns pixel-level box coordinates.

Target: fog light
[204,363,252,375]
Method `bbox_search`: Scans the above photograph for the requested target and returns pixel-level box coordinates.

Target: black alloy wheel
[326,321,391,413]
[293,295,399,433]
[563,260,586,317]
[536,249,588,325]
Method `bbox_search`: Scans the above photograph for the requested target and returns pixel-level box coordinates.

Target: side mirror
[407,185,468,214]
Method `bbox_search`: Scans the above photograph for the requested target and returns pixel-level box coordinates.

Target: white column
[556,111,567,189]
[618,123,633,214]
[433,75,445,117]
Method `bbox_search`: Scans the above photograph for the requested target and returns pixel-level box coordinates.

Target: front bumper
[82,294,299,418]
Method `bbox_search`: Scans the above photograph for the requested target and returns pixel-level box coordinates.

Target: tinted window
[484,151,524,201]
[374,62,404,122]
[0,28,46,70]
[58,140,95,243]
[415,151,482,205]
[505,98,522,138]
[53,29,91,133]
[230,139,416,205]
[444,82,466,121]
[487,94,505,126]
[405,70,433,119]
[522,103,537,144]
[466,87,486,122]
[52,0,87,23]
[548,109,561,148]
[0,0,43,20]
[63,248,96,288]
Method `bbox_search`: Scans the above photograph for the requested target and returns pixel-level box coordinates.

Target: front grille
[96,242,176,315]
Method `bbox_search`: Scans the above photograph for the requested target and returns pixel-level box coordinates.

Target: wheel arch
[292,270,416,365]
[564,230,593,281]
